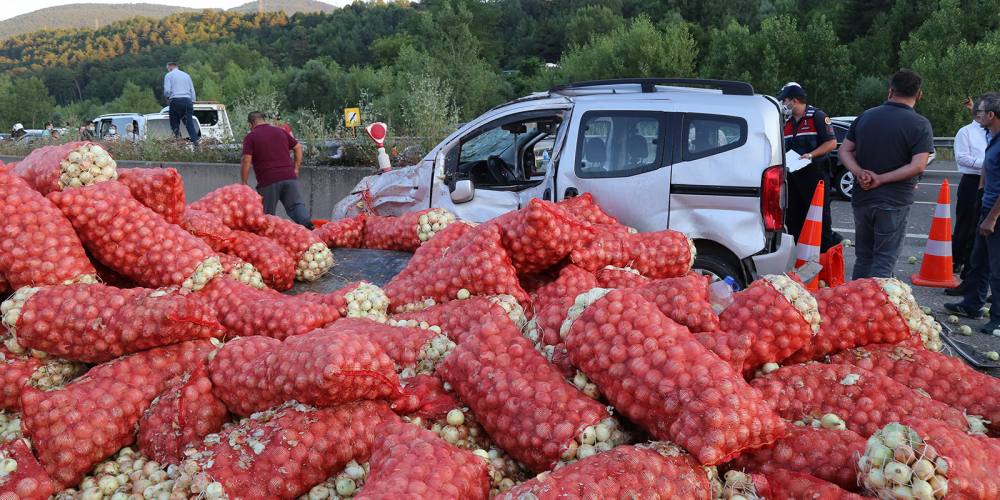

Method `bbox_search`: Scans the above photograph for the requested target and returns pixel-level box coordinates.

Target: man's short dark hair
[889,70,923,98]
[247,111,266,123]
[981,93,1000,117]
[166,61,177,68]
[792,95,807,104]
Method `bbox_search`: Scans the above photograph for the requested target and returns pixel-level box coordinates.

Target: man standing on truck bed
[240,111,315,230]
[163,61,199,147]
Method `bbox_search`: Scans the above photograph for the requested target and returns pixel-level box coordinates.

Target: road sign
[344,108,360,128]
[366,122,387,148]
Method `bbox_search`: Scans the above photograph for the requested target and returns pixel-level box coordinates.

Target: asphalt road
[830,159,1000,376]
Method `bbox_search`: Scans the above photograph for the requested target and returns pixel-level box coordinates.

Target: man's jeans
[958,207,1000,315]
[852,202,910,279]
[168,98,199,146]
[257,179,314,230]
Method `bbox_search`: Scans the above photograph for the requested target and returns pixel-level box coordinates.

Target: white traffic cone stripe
[806,204,823,222]
[934,203,951,220]
[796,242,820,262]
[923,239,952,258]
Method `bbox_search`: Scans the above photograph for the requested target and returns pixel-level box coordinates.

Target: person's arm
[864,152,931,189]
[241,155,252,185]
[188,76,196,103]
[981,197,1000,235]
[801,138,837,160]
[163,73,172,100]
[292,143,303,177]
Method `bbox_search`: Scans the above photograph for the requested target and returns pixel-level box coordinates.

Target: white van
[158,101,233,141]
[92,113,202,141]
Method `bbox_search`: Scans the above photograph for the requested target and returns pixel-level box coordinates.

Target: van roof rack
[550,78,754,96]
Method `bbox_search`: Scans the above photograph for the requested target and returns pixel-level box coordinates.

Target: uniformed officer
[778,82,840,251]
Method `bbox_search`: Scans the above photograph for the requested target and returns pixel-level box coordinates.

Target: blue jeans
[257,179,314,230]
[958,207,1000,314]
[852,202,910,279]
[168,98,199,146]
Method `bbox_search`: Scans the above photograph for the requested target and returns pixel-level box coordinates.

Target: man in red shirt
[240,111,314,230]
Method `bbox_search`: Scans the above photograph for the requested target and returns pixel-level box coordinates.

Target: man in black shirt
[839,70,935,279]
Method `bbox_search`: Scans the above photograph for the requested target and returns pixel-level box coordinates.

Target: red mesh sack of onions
[383,223,530,313]
[335,318,455,381]
[495,441,723,500]
[187,184,269,232]
[220,230,295,290]
[7,283,224,364]
[630,273,721,333]
[137,362,229,466]
[313,214,366,249]
[765,469,867,500]
[295,280,390,321]
[353,419,490,500]
[570,226,696,279]
[387,220,475,286]
[215,252,265,289]
[437,306,625,473]
[0,438,55,500]
[0,168,96,290]
[0,340,87,412]
[523,264,599,347]
[11,142,117,195]
[717,274,821,377]
[256,214,333,282]
[556,192,619,225]
[564,288,787,465]
[362,207,458,251]
[115,167,186,225]
[494,198,600,276]
[787,278,938,365]
[181,209,236,253]
[831,344,1000,437]
[858,419,1000,500]
[722,424,866,492]
[194,276,338,341]
[182,401,398,500]
[595,265,650,288]
[692,330,755,374]
[20,339,216,490]
[48,181,223,291]
[750,363,972,439]
[388,294,527,343]
[205,335,283,416]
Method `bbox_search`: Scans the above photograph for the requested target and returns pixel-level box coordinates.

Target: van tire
[692,253,746,290]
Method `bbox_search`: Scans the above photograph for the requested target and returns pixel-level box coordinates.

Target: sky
[0,0,354,22]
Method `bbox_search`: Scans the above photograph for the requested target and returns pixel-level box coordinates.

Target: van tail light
[762,165,786,230]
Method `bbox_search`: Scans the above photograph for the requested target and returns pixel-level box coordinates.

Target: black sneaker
[944,302,985,319]
[944,283,966,296]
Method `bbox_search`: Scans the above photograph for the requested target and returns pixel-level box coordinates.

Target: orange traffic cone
[912,180,961,287]
[794,180,825,290]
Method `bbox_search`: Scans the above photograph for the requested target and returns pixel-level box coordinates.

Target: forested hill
[0,4,196,41]
[227,0,337,14]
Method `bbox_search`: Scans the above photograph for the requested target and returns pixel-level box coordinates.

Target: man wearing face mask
[777,82,839,251]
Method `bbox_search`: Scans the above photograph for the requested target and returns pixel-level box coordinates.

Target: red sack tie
[182,401,399,500]
[0,168,96,289]
[524,264,599,347]
[831,344,1000,436]
[750,363,972,438]
[0,438,55,500]
[628,274,721,333]
[595,266,651,289]
[556,192,619,225]
[181,209,237,253]
[10,142,115,195]
[389,295,527,344]
[187,184,269,232]
[362,208,458,252]
[20,340,217,490]
[565,289,787,466]
[765,469,868,500]
[312,213,366,249]
[387,220,475,286]
[570,227,695,279]
[221,230,296,290]
[256,214,333,282]
[115,167,186,225]
[495,198,600,276]
[354,419,490,500]
[47,181,223,291]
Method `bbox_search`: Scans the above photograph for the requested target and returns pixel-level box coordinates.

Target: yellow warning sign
[344,108,360,128]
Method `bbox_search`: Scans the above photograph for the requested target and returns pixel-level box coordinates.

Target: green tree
[565,6,626,47]
[111,80,161,114]
[287,59,335,115]
[560,16,698,82]
[0,76,57,129]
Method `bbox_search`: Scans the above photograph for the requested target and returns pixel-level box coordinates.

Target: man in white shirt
[948,96,989,292]
[163,61,199,147]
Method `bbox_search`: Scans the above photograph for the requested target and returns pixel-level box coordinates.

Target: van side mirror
[450,179,475,203]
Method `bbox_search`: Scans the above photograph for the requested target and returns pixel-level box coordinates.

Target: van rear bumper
[751,232,795,276]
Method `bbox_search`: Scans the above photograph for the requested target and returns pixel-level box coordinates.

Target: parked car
[333,78,795,287]
[827,117,936,200]
[158,101,232,141]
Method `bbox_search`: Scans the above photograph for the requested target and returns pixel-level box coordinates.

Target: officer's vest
[784,107,830,163]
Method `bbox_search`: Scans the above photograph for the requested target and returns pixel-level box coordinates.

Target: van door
[555,109,674,232]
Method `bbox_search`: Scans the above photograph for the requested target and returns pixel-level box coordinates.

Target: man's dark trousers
[956,205,1000,316]
[168,97,199,146]
[258,179,314,230]
[953,175,982,278]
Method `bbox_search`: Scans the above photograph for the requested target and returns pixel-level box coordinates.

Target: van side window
[575,111,667,178]
[682,114,747,161]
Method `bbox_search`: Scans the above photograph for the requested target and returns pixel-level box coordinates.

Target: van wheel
[693,253,746,290]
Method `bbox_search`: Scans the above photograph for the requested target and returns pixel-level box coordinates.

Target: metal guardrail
[934,137,955,148]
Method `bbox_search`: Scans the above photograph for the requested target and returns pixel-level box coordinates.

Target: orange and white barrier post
[911,180,961,287]
[794,180,825,290]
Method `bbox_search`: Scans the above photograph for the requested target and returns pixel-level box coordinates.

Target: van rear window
[575,111,668,179]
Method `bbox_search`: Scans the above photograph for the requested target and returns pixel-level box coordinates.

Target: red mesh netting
[387,221,474,286]
[257,214,332,282]
[181,209,237,252]
[722,425,866,492]
[383,223,529,313]
[334,318,447,378]
[187,184,269,232]
[526,264,599,346]
[495,199,600,276]
[115,167,186,225]
[390,297,499,343]
[136,362,229,466]
[629,274,720,333]
[692,330,755,374]
[293,281,389,321]
[216,252,264,289]
[495,442,717,499]
[185,401,398,500]
[10,142,100,196]
[12,283,223,364]
[750,363,970,438]
[570,228,693,279]
[0,168,95,289]
[0,438,55,500]
[362,208,436,252]
[47,181,219,290]
[557,193,619,225]
[208,325,404,417]
[354,419,490,500]
[564,289,787,465]
[765,469,867,500]
[313,214,366,249]
[20,340,215,490]
[437,306,615,474]
[0,344,86,412]
[595,266,650,289]
[519,265,563,295]
[221,230,296,290]
[86,251,135,288]
[786,279,916,364]
[397,374,462,422]
[0,274,10,294]
[194,276,338,340]
[831,344,1000,437]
